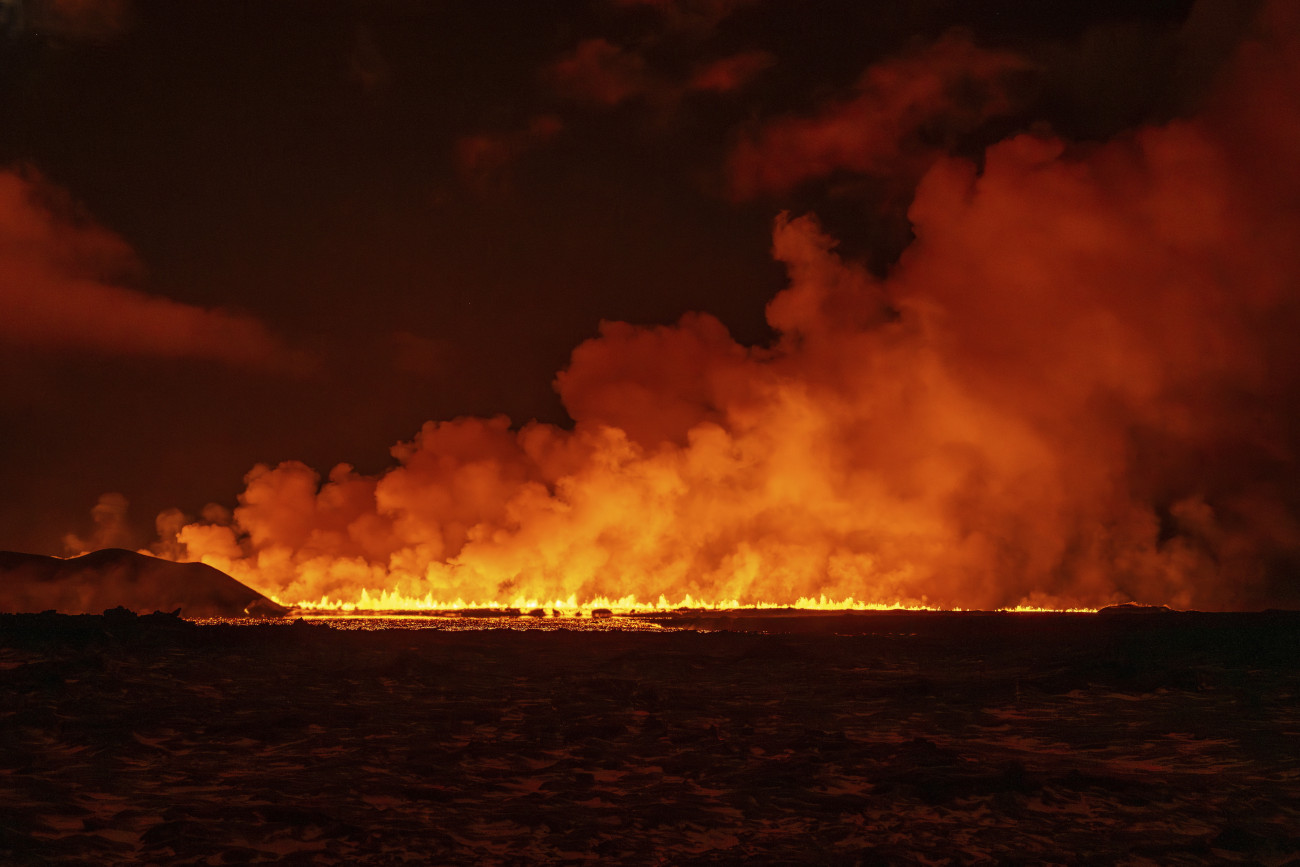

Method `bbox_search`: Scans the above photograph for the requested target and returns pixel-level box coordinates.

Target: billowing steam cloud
[161,3,1300,610]
[0,168,307,370]
[64,492,132,553]
[727,32,1032,200]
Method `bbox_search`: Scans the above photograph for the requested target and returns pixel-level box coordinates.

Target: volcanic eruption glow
[280,590,1095,616]
[122,2,1300,614]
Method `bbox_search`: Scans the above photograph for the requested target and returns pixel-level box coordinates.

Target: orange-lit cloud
[0,168,307,370]
[548,0,766,111]
[158,2,1300,611]
[549,39,652,107]
[64,492,132,553]
[690,50,774,94]
[727,32,1032,199]
[455,115,564,192]
[549,40,770,109]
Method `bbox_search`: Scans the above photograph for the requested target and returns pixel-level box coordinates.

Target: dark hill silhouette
[0,549,288,618]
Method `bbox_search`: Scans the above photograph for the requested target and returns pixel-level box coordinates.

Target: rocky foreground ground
[1,610,1298,865]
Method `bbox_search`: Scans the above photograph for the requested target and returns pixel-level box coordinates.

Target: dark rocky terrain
[0,549,287,619]
[1,610,1298,865]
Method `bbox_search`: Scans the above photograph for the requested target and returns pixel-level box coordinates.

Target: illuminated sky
[0,0,1271,576]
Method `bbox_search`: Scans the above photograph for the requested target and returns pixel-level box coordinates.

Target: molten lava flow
[280,591,1094,616]
[152,3,1300,613]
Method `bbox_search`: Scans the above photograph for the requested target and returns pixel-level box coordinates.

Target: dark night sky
[0,0,1263,559]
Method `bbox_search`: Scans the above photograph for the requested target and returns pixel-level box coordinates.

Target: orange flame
[283,592,1095,615]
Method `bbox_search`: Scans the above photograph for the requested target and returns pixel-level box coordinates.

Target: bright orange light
[281,589,1095,616]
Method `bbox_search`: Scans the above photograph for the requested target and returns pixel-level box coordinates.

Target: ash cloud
[158,1,1300,610]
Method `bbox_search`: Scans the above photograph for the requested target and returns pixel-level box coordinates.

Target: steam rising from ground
[159,4,1300,610]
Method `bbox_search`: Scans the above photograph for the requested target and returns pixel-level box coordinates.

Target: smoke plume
[162,3,1300,610]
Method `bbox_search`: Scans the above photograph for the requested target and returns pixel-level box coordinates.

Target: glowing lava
[283,590,1095,615]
